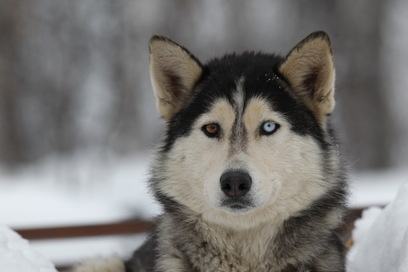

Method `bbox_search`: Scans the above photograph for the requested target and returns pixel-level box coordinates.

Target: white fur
[158,81,334,231]
[73,256,125,272]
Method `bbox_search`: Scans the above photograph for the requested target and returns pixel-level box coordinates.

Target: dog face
[149,32,337,230]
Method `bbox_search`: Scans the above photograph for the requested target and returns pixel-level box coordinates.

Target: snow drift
[347,182,408,272]
[0,225,57,272]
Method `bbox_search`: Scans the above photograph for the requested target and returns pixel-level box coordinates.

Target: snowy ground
[347,182,408,272]
[0,153,161,228]
[0,154,407,268]
[0,153,161,267]
[0,225,57,272]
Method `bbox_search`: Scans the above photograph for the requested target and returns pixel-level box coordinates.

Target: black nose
[220,171,252,198]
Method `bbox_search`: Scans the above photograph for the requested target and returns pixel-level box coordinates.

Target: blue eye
[260,121,279,135]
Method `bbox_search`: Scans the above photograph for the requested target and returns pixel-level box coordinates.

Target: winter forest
[1,0,408,170]
[1,0,408,271]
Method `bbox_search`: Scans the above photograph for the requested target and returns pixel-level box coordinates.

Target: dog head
[149,32,338,230]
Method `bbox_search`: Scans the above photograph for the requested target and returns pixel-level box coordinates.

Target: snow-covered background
[1,0,408,270]
[1,155,407,268]
[0,154,161,267]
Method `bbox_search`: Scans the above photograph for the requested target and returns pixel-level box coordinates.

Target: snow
[347,182,408,272]
[0,154,161,228]
[0,225,57,272]
[0,154,160,267]
[348,168,408,208]
[1,154,408,268]
[31,234,147,266]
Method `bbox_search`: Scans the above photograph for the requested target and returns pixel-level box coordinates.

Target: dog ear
[149,36,203,121]
[279,31,335,123]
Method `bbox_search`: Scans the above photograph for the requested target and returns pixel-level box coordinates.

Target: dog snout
[220,171,252,198]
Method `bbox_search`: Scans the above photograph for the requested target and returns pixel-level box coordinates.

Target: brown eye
[202,123,220,138]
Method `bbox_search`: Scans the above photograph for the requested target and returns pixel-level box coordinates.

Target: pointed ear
[279,31,335,123]
[149,36,203,121]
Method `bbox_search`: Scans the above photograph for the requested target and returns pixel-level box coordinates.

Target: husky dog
[75,31,348,272]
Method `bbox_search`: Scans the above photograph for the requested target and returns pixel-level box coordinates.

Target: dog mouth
[220,198,255,212]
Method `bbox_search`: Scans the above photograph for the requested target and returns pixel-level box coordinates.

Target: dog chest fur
[133,198,345,272]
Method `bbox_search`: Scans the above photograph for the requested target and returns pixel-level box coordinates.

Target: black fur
[125,232,157,272]
[163,52,329,153]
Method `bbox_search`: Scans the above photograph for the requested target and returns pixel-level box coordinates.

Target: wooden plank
[15,209,368,241]
[15,219,152,240]
[13,208,372,272]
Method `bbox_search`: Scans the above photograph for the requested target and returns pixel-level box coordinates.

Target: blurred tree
[0,0,399,171]
[333,0,393,169]
[285,0,393,169]
[0,0,24,166]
